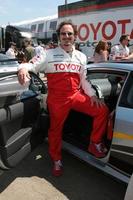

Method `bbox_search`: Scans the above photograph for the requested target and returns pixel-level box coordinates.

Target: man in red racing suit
[18,21,109,176]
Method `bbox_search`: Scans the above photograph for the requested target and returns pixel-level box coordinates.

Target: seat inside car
[0,75,44,169]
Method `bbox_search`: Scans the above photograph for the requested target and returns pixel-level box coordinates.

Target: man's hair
[119,34,130,42]
[95,40,108,54]
[10,42,16,47]
[56,20,77,36]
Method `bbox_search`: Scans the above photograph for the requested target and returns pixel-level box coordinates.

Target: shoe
[52,160,63,177]
[88,142,107,158]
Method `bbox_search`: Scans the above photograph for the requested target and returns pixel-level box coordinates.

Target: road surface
[0,142,127,200]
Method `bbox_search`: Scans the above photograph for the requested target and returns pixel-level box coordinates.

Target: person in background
[23,39,35,62]
[109,34,130,60]
[121,52,133,60]
[93,40,108,63]
[17,20,109,177]
[6,42,18,58]
[107,42,112,56]
[75,42,81,51]
[45,41,56,49]
[35,41,45,57]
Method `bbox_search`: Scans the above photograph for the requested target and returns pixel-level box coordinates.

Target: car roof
[87,60,133,72]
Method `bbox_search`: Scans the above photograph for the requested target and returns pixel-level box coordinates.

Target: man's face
[59,24,76,52]
[12,45,16,50]
[122,36,130,46]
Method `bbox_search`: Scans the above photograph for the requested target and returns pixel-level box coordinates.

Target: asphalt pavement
[0,142,127,200]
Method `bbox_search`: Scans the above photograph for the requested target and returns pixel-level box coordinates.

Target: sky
[0,0,78,25]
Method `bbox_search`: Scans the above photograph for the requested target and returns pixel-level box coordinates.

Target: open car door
[0,72,48,169]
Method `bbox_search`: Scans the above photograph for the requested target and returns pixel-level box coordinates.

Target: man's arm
[122,52,133,59]
[18,51,46,85]
[18,67,30,85]
[80,69,105,107]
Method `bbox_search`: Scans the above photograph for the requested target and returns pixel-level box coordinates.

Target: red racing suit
[19,46,109,161]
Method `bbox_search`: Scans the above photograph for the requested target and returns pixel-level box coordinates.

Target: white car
[0,59,133,198]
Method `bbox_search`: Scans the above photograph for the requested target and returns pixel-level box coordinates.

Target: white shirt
[35,45,44,56]
[6,48,16,58]
[109,44,130,60]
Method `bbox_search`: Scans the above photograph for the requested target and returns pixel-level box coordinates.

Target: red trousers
[47,91,109,161]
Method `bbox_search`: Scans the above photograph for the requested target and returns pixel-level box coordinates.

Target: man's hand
[18,68,30,85]
[90,96,105,108]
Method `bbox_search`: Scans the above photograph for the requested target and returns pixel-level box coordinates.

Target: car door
[86,68,128,162]
[111,71,133,174]
[63,67,127,161]
[0,72,47,169]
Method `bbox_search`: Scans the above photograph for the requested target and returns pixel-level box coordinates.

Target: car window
[87,70,127,111]
[127,86,133,106]
[0,71,47,108]
[0,74,31,108]
[119,72,133,108]
[87,72,126,86]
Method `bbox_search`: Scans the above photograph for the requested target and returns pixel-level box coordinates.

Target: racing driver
[18,21,109,177]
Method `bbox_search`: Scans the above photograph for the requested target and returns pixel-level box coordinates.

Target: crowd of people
[5,39,47,63]
[93,34,133,63]
[5,32,133,65]
[6,42,18,59]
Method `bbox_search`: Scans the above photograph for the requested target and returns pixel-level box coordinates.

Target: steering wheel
[29,71,47,94]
